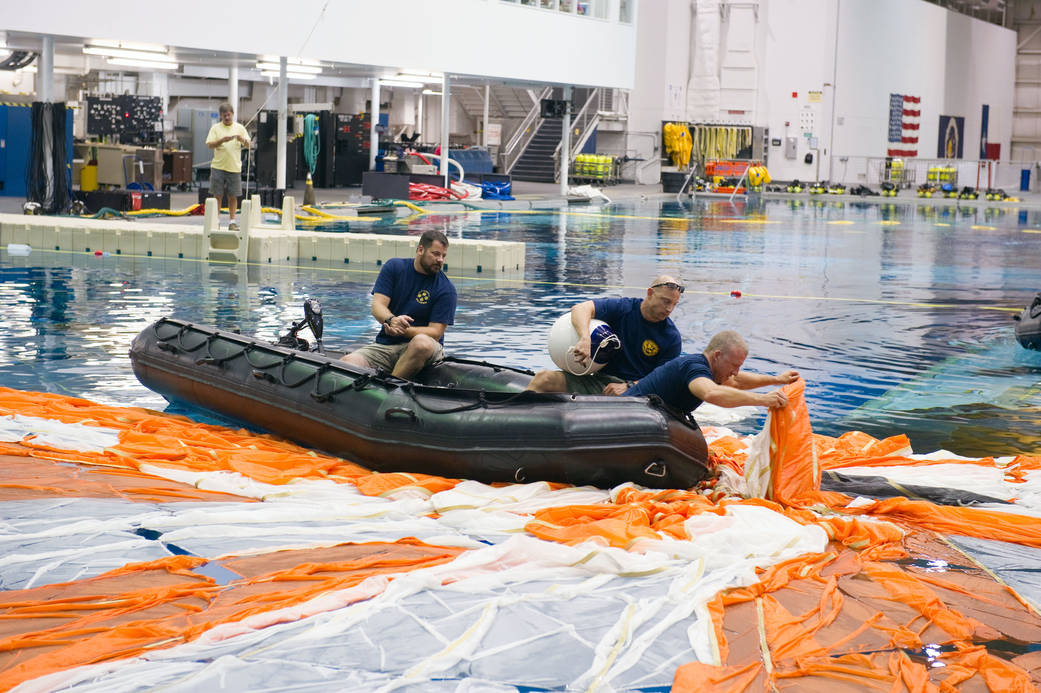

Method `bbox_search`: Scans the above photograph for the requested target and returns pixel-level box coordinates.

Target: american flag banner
[887,93,920,157]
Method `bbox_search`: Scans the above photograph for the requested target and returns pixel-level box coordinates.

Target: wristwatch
[383,315,394,325]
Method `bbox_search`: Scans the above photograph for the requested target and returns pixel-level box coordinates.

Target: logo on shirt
[642,339,659,357]
[416,290,430,304]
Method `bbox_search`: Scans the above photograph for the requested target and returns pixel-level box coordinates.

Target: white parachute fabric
[5,417,830,692]
[0,414,120,451]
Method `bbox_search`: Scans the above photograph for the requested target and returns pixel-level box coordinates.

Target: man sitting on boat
[527,276,684,394]
[623,330,798,413]
[340,230,457,379]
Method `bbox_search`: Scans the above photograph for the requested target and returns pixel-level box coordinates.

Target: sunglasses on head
[652,282,685,294]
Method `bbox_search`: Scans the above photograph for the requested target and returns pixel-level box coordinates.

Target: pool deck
[2,181,1040,271]
[6,179,1041,219]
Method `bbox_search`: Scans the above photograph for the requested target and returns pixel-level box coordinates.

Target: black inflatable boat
[129,317,711,489]
[1014,292,1041,351]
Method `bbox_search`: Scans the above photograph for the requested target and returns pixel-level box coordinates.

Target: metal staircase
[453,85,542,121]
[451,84,627,183]
[511,117,564,183]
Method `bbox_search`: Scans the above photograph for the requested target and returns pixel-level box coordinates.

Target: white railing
[501,86,553,174]
[497,0,633,23]
[598,88,628,117]
[828,156,1036,192]
[553,89,602,179]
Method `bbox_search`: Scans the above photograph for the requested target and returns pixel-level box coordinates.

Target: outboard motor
[276,298,325,352]
[1013,293,1041,351]
[304,298,324,354]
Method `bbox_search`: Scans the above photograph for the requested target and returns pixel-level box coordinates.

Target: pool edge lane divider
[0,211,525,273]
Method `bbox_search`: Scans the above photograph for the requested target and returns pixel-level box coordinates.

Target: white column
[150,72,169,136]
[560,86,571,196]
[417,92,424,140]
[276,57,287,190]
[441,73,451,187]
[369,79,380,171]
[483,83,490,148]
[229,64,239,113]
[39,35,54,102]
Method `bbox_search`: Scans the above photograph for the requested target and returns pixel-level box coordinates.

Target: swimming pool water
[2,197,1039,456]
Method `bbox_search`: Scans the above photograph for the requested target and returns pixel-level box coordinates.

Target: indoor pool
[2,196,1040,457]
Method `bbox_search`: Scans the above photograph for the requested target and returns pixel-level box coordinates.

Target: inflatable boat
[129,317,711,489]
[1014,292,1041,351]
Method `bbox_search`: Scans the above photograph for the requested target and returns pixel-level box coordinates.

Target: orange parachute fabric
[0,540,464,691]
[0,387,454,497]
[4,383,1041,690]
[669,380,1041,692]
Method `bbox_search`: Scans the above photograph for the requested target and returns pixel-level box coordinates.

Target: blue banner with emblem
[888,93,904,143]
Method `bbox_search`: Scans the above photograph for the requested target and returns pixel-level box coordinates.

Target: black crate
[73,189,130,213]
[136,191,170,210]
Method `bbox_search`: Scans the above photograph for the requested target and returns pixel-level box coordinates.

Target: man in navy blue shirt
[527,275,684,395]
[624,330,798,414]
[341,230,457,379]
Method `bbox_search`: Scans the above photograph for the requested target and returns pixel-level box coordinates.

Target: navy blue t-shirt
[592,297,681,381]
[624,353,714,413]
[372,257,457,345]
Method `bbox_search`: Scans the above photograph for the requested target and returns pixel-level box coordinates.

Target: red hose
[409,183,464,201]
[408,151,433,166]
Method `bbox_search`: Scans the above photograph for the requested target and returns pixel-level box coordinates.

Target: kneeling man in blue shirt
[624,330,798,414]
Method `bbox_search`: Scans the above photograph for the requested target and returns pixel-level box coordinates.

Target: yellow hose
[392,200,430,214]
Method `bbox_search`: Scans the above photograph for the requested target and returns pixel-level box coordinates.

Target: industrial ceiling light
[257,56,323,79]
[256,62,322,74]
[107,57,179,70]
[260,70,317,81]
[88,39,168,53]
[84,40,178,70]
[395,72,443,83]
[379,79,424,88]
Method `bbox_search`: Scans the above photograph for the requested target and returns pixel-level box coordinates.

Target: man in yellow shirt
[205,103,250,230]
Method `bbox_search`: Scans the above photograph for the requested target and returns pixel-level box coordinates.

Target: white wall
[630,0,1016,185]
[7,0,638,90]
[628,0,694,182]
[763,0,1015,183]
[0,70,35,96]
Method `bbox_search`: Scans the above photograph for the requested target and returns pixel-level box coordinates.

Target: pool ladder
[203,194,296,263]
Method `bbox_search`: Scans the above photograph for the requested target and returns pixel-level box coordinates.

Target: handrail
[552,88,601,180]
[501,86,553,174]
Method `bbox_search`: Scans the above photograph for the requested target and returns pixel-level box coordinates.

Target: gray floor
[5,178,1041,222]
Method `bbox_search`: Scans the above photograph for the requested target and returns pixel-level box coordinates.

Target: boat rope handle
[565,334,621,376]
[384,407,418,423]
[401,383,540,414]
[401,382,488,414]
[643,460,667,478]
[441,355,536,376]
[196,342,261,367]
[151,319,405,400]
[311,371,378,402]
[242,345,285,370]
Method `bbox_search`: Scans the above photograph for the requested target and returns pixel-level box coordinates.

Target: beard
[419,251,442,275]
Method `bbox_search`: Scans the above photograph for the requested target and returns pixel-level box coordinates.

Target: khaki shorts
[562,371,627,395]
[351,341,445,373]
